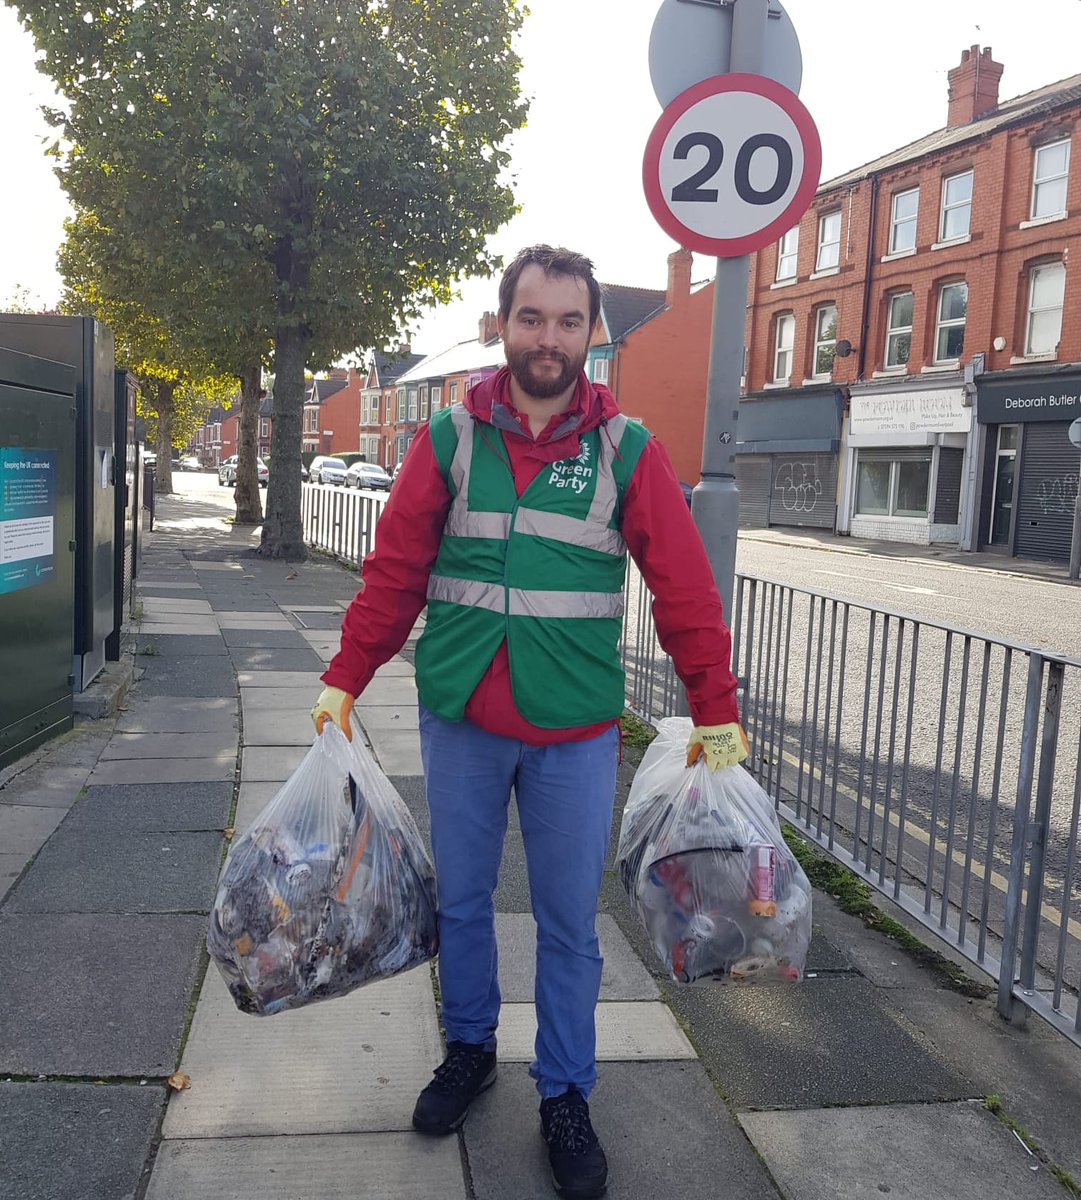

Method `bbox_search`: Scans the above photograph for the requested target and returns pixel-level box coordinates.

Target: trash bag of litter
[616,717,811,985]
[208,718,438,1015]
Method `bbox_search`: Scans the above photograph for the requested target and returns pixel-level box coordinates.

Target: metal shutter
[1014,422,1079,563]
[768,452,838,530]
[933,447,964,524]
[736,456,771,527]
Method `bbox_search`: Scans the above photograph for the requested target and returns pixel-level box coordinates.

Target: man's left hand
[686,723,750,770]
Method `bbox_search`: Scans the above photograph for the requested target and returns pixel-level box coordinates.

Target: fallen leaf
[167,1072,191,1091]
[286,571,298,580]
[223,826,235,839]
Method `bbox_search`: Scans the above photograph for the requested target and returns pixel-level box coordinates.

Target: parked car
[178,455,203,472]
[308,455,348,486]
[218,455,269,487]
[345,461,393,491]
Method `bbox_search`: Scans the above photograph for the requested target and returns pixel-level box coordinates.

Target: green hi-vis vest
[414,403,651,729]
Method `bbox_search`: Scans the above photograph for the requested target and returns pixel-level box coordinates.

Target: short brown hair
[499,245,601,330]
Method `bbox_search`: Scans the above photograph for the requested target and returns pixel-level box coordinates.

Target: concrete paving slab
[139,597,214,613]
[89,755,236,785]
[668,975,972,1108]
[163,969,443,1138]
[117,697,238,734]
[0,1080,166,1200]
[241,745,308,782]
[495,914,658,1003]
[64,782,233,832]
[138,611,218,627]
[101,730,238,760]
[0,854,25,898]
[280,605,346,612]
[242,709,314,746]
[356,677,418,705]
[236,671,325,689]
[216,614,294,629]
[465,1061,778,1200]
[234,782,283,834]
[0,765,90,808]
[133,656,238,697]
[738,1102,1064,1200]
[229,647,328,672]
[221,628,312,648]
[0,804,66,857]
[204,597,281,611]
[386,776,430,836]
[146,1132,466,1200]
[367,729,423,776]
[496,1002,696,1062]
[289,611,345,630]
[372,658,416,678]
[0,913,207,1075]
[191,561,243,571]
[136,580,202,589]
[356,706,419,732]
[137,634,229,655]
[240,686,319,710]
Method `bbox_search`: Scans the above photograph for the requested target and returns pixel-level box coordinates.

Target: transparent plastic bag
[207,719,438,1015]
[616,717,811,985]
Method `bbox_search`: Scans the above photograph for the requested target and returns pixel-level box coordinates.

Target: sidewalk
[0,489,1079,1200]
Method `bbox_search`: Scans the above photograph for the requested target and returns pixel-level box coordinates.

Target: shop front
[734,386,844,532]
[974,368,1081,563]
[838,383,974,546]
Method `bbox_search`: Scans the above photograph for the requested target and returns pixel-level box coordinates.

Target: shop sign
[849,388,971,437]
[977,374,1081,424]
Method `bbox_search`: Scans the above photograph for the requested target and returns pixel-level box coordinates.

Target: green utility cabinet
[0,346,77,770]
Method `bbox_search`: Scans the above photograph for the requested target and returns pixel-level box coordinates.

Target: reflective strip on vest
[428,575,624,620]
[445,509,512,540]
[512,507,625,555]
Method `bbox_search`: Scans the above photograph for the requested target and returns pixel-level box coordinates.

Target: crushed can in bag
[208,719,438,1015]
[616,717,811,984]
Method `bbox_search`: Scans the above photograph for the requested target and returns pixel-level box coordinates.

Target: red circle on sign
[643,72,822,257]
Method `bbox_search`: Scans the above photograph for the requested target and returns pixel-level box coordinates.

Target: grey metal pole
[691,0,769,626]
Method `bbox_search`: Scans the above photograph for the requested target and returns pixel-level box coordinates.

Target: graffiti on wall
[1035,474,1079,515]
[773,461,823,513]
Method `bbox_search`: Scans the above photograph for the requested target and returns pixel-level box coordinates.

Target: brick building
[740,46,1081,561]
[301,368,363,457]
[360,346,425,468]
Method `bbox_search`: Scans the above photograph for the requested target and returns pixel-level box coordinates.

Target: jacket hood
[463,366,621,464]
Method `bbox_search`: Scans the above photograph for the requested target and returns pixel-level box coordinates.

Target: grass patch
[780,825,993,1000]
[985,1095,1081,1196]
[620,710,657,752]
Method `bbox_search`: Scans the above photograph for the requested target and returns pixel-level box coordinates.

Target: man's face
[499,264,593,400]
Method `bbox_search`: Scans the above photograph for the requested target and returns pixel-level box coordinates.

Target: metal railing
[300,490,1081,1045]
[622,563,1081,1045]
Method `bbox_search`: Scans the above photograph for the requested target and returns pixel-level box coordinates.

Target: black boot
[539,1087,608,1198]
[412,1040,497,1135]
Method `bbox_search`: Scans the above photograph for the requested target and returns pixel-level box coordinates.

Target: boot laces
[544,1090,597,1153]
[430,1042,489,1094]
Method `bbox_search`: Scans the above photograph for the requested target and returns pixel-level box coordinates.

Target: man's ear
[496,311,506,336]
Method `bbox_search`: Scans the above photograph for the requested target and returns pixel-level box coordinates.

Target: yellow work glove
[311,686,355,741]
[686,722,750,770]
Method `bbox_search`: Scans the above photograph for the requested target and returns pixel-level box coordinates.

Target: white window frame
[885,292,914,369]
[419,385,429,420]
[940,171,973,242]
[432,386,442,410]
[449,381,459,404]
[812,304,837,379]
[1031,139,1071,221]
[1025,261,1066,356]
[407,388,418,421]
[396,388,406,421]
[889,187,920,255]
[934,281,968,364]
[773,313,795,382]
[592,357,609,384]
[259,419,269,437]
[776,226,799,281]
[816,211,841,272]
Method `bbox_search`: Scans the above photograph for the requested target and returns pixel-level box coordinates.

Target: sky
[4,0,1081,358]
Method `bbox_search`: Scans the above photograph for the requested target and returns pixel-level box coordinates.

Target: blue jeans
[418,705,619,1099]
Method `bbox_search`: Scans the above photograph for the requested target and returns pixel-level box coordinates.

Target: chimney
[328,367,348,379]
[666,248,693,307]
[478,311,500,344]
[397,341,411,355]
[947,46,1003,127]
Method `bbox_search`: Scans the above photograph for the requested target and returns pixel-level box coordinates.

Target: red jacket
[322,368,740,743]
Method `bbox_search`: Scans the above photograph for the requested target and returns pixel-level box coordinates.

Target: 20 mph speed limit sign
[643,73,822,258]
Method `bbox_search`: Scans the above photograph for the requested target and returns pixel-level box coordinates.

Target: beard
[505,344,588,400]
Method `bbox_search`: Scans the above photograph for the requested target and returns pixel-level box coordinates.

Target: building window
[884,291,914,368]
[856,453,931,518]
[1031,139,1071,220]
[449,381,458,404]
[773,313,795,382]
[407,388,418,421]
[816,211,841,271]
[419,386,429,420]
[1025,261,1066,355]
[592,357,609,384]
[260,419,269,438]
[889,187,919,254]
[812,305,837,378]
[396,388,405,421]
[940,171,973,241]
[776,226,799,280]
[432,386,442,410]
[934,281,968,363]
[989,425,1019,544]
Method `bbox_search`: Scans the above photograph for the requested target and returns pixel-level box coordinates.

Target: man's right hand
[311,686,356,741]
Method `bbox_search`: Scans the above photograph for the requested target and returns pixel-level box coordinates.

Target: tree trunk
[234,363,264,526]
[259,323,308,559]
[155,381,175,495]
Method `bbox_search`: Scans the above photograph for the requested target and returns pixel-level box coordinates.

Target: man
[313,245,746,1198]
